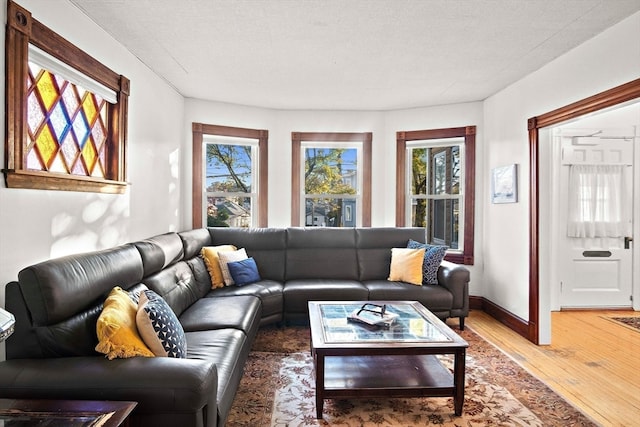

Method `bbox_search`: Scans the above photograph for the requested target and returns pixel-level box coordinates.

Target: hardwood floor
[466,309,640,427]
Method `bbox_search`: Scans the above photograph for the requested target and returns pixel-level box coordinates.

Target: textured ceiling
[68,0,640,110]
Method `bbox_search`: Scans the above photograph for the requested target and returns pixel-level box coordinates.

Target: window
[292,132,372,227]
[4,1,130,193]
[396,127,475,264]
[192,123,268,228]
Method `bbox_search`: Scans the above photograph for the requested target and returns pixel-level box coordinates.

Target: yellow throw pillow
[201,245,237,288]
[388,247,426,286]
[95,286,154,360]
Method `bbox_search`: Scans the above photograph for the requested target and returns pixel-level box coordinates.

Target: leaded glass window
[4,0,129,193]
[27,63,109,178]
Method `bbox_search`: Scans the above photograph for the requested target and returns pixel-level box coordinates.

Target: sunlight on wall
[50,194,130,258]
[169,148,180,231]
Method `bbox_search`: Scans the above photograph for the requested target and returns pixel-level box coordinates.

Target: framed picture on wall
[491,164,518,203]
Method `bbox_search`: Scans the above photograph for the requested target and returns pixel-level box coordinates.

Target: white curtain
[567,164,630,238]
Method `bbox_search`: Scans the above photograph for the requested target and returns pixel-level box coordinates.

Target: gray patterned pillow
[407,239,447,285]
[136,290,187,358]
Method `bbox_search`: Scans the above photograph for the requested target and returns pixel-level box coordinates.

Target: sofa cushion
[210,227,287,282]
[286,228,358,280]
[17,245,144,326]
[201,245,237,288]
[227,257,261,286]
[179,228,213,259]
[179,295,261,335]
[407,239,448,285]
[95,287,154,360]
[364,280,454,311]
[133,232,184,277]
[218,248,248,286]
[186,327,256,425]
[137,290,187,358]
[283,279,368,319]
[387,248,425,285]
[142,261,205,317]
[356,227,426,281]
[206,281,284,324]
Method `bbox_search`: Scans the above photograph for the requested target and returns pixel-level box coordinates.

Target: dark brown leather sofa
[0,227,469,427]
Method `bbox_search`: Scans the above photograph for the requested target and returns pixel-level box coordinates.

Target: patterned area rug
[603,316,640,332]
[227,326,597,427]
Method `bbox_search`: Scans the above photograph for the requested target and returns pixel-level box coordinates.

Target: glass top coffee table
[308,301,468,419]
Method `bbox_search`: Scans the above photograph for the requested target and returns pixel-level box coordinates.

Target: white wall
[0,0,185,299]
[483,11,640,322]
[183,100,484,294]
[3,1,638,332]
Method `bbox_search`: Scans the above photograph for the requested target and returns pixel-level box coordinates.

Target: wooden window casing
[4,0,130,193]
[291,132,372,227]
[192,123,268,228]
[396,126,475,265]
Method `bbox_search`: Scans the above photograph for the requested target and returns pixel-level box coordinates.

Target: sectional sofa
[0,227,470,427]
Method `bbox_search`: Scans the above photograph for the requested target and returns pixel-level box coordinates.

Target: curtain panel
[567,164,631,238]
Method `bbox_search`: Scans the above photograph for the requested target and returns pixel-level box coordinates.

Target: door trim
[527,77,640,344]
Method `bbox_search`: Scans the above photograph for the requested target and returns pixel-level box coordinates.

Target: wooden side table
[0,398,137,426]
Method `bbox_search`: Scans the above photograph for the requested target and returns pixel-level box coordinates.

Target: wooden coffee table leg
[453,349,466,416]
[315,353,325,418]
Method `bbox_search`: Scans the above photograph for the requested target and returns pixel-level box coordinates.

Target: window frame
[291,132,372,227]
[4,0,130,193]
[192,123,268,228]
[396,126,475,265]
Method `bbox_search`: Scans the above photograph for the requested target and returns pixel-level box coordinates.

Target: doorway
[528,77,640,345]
[548,115,637,311]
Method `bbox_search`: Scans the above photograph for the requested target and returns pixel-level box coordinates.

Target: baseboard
[469,295,483,310]
[469,295,530,339]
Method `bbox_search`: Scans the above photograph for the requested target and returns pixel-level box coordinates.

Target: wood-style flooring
[466,309,640,427]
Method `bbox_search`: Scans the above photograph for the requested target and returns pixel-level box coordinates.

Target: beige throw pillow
[217,248,248,286]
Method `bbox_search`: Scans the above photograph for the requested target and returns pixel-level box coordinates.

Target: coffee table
[0,398,137,426]
[308,300,468,418]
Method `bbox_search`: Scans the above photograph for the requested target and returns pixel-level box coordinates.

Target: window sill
[3,170,128,194]
[445,252,474,265]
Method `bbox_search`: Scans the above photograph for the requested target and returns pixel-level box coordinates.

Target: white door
[557,130,634,308]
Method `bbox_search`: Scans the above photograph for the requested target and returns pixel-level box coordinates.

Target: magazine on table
[347,303,398,327]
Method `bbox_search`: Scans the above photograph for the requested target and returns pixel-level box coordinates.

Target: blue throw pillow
[227,257,261,286]
[407,239,447,285]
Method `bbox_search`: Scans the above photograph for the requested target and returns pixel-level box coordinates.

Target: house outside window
[292,132,372,227]
[204,136,257,228]
[4,0,129,193]
[397,127,475,265]
[192,123,268,228]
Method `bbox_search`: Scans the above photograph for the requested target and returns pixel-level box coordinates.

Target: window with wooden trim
[396,127,475,265]
[292,132,372,227]
[4,0,130,193]
[192,123,268,228]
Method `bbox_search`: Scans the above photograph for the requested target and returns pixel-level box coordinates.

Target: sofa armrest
[437,260,470,315]
[0,356,217,424]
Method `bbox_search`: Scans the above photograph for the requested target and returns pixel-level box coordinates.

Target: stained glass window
[26,63,109,178]
[4,1,129,193]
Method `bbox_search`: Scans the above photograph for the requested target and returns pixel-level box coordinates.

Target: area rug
[603,316,640,332]
[227,326,597,427]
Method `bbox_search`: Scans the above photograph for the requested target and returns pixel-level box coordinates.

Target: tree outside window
[205,141,255,227]
[409,143,462,249]
[192,123,268,228]
[292,132,372,227]
[397,127,475,265]
[304,147,357,227]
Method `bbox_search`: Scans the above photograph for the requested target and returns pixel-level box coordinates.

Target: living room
[0,1,639,425]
